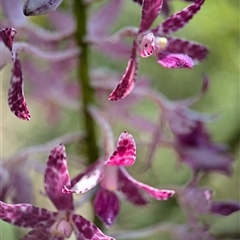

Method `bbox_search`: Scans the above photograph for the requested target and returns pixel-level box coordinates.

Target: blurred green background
[1,0,239,239]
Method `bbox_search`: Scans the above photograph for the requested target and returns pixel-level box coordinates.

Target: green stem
[73,0,102,229]
[73,0,98,163]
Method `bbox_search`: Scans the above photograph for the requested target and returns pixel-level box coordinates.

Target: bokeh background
[1,0,239,239]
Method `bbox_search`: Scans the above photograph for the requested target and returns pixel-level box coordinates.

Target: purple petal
[108,44,138,101]
[211,201,240,216]
[72,214,115,240]
[0,27,17,61]
[106,131,136,166]
[44,144,74,211]
[119,167,175,200]
[158,53,194,68]
[118,168,148,205]
[165,37,209,63]
[89,0,123,39]
[139,0,163,32]
[152,0,205,35]
[94,188,120,227]
[22,228,63,240]
[8,57,31,120]
[0,201,57,228]
[62,160,105,194]
[23,0,63,16]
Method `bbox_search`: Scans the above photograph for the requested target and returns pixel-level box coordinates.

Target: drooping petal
[0,27,17,61]
[23,0,64,16]
[165,37,209,63]
[157,52,194,68]
[62,160,105,194]
[152,0,205,35]
[0,201,57,229]
[108,44,138,101]
[89,0,123,39]
[211,201,240,216]
[119,167,175,200]
[44,144,74,211]
[94,188,120,227]
[118,168,148,205]
[72,214,115,240]
[22,227,64,240]
[106,131,136,166]
[8,57,31,120]
[139,0,163,33]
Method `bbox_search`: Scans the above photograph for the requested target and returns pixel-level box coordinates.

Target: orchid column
[74,0,99,163]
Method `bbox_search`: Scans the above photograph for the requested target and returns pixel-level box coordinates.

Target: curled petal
[63,160,105,194]
[8,57,31,120]
[0,201,57,229]
[153,0,205,35]
[94,188,120,227]
[119,167,175,200]
[139,0,163,32]
[23,0,63,16]
[165,37,209,63]
[118,168,148,205]
[44,144,74,211]
[72,214,115,240]
[211,201,240,216]
[0,27,17,61]
[108,44,138,101]
[158,53,194,68]
[106,132,136,166]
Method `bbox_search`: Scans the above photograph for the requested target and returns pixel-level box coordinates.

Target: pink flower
[63,132,175,227]
[109,0,208,101]
[0,144,114,240]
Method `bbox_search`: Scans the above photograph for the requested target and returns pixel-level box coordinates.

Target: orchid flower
[63,132,175,227]
[174,122,233,175]
[109,0,208,101]
[0,144,114,240]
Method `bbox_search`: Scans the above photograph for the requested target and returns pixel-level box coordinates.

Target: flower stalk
[73,0,99,164]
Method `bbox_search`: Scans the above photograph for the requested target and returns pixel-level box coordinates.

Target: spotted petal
[106,132,136,166]
[0,27,17,61]
[108,44,138,101]
[44,144,74,210]
[94,188,120,227]
[152,0,205,35]
[119,167,175,200]
[157,53,194,68]
[24,0,63,16]
[0,201,57,229]
[8,57,31,120]
[165,37,209,63]
[118,168,148,205]
[62,160,105,194]
[72,214,115,240]
[139,0,163,33]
